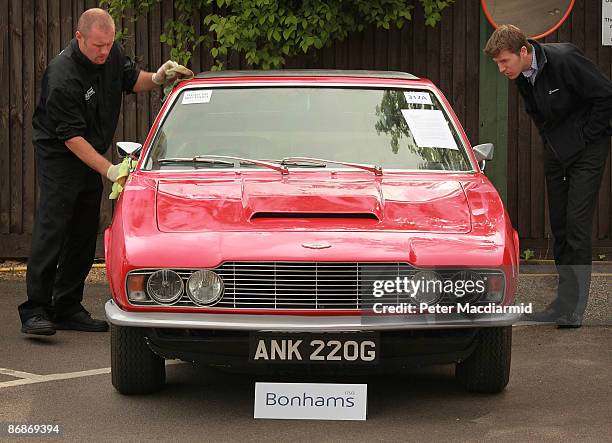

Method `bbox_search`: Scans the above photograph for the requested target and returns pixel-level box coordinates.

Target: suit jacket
[515,39,612,165]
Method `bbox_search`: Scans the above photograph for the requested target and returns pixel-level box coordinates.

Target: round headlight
[450,270,486,303]
[410,270,443,305]
[187,270,224,306]
[147,269,184,304]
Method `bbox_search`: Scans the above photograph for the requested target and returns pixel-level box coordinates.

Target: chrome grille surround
[126,262,506,310]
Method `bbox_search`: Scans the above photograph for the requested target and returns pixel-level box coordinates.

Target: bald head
[75,8,115,64]
[77,8,115,37]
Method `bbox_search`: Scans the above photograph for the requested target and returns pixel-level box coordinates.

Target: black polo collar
[69,38,105,72]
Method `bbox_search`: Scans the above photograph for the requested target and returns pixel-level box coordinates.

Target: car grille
[128,262,418,310]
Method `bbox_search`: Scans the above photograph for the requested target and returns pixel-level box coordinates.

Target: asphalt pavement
[0,270,610,442]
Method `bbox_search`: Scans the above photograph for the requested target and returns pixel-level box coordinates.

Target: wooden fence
[0,0,610,258]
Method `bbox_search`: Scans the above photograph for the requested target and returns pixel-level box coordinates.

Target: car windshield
[143,87,473,172]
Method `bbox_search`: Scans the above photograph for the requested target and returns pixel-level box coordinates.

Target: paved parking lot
[0,269,610,442]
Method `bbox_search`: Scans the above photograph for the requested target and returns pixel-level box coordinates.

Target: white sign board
[181,90,212,104]
[401,109,458,150]
[254,382,367,421]
[404,91,433,106]
[603,0,612,46]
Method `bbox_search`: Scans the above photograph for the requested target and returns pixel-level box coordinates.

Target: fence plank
[373,23,387,70]
[122,17,137,147]
[398,9,413,74]
[465,0,480,144]
[0,0,10,234]
[516,94,532,238]
[149,1,163,117]
[425,17,440,86]
[451,0,466,127]
[529,123,544,239]
[47,0,60,59]
[506,84,519,226]
[438,5,453,105]
[136,7,150,141]
[9,0,23,233]
[412,5,427,78]
[22,0,35,234]
[60,0,72,48]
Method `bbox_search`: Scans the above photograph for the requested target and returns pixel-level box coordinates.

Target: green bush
[101,0,453,69]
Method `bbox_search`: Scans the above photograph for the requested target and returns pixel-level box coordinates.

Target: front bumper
[105,300,519,331]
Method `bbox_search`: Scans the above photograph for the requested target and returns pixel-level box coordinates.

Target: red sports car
[105,70,520,395]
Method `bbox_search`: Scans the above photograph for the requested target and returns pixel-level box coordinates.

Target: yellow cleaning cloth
[109,157,136,200]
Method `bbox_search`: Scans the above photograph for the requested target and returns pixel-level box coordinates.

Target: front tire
[111,324,165,395]
[455,326,512,393]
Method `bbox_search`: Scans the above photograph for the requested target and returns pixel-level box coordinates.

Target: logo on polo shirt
[85,87,95,101]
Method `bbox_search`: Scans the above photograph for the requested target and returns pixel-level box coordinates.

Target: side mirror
[116,141,143,159]
[473,143,494,171]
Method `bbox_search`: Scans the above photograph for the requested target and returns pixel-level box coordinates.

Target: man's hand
[106,164,127,187]
[152,60,179,85]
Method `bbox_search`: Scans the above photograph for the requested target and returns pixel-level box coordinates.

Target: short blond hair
[484,24,532,58]
[77,8,115,37]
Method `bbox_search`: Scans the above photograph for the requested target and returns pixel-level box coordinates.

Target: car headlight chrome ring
[410,270,443,305]
[450,270,486,303]
[146,269,184,304]
[186,270,224,306]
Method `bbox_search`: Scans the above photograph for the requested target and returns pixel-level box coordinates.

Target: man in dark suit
[484,24,612,328]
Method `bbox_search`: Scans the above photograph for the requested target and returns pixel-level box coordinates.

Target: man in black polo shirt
[19,8,183,335]
[484,25,612,328]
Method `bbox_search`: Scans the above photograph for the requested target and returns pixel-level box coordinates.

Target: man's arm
[132,71,158,93]
[65,136,125,186]
[564,46,612,142]
[131,61,192,93]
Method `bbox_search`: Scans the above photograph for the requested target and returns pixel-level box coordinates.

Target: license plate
[249,333,379,364]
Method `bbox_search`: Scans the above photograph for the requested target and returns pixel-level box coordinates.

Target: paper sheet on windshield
[401,109,458,150]
[182,90,212,104]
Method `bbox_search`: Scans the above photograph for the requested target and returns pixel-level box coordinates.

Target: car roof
[194,69,420,81]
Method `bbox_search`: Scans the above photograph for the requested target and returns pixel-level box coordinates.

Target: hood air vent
[250,212,379,220]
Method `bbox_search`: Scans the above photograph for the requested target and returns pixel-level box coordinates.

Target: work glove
[152,60,179,85]
[152,60,195,101]
[106,163,123,182]
[108,158,137,200]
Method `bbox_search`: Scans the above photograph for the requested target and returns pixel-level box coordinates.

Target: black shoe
[54,311,109,332]
[521,306,560,324]
[556,313,582,329]
[21,315,56,336]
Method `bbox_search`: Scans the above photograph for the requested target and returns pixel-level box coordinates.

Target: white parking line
[0,368,45,379]
[0,361,184,389]
[0,367,110,389]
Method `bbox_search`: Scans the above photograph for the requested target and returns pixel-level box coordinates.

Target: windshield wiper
[157,155,289,174]
[157,157,234,167]
[280,157,382,176]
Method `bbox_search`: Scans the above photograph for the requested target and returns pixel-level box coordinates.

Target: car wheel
[111,324,165,395]
[455,326,511,394]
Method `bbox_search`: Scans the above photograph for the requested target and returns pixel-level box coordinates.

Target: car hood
[154,176,472,233]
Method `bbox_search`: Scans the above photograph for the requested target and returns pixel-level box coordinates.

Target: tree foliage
[101,0,453,70]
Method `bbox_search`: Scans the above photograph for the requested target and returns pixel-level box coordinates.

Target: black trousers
[18,151,103,323]
[544,137,610,320]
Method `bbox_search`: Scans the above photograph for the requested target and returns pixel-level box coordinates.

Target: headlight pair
[127,269,224,306]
